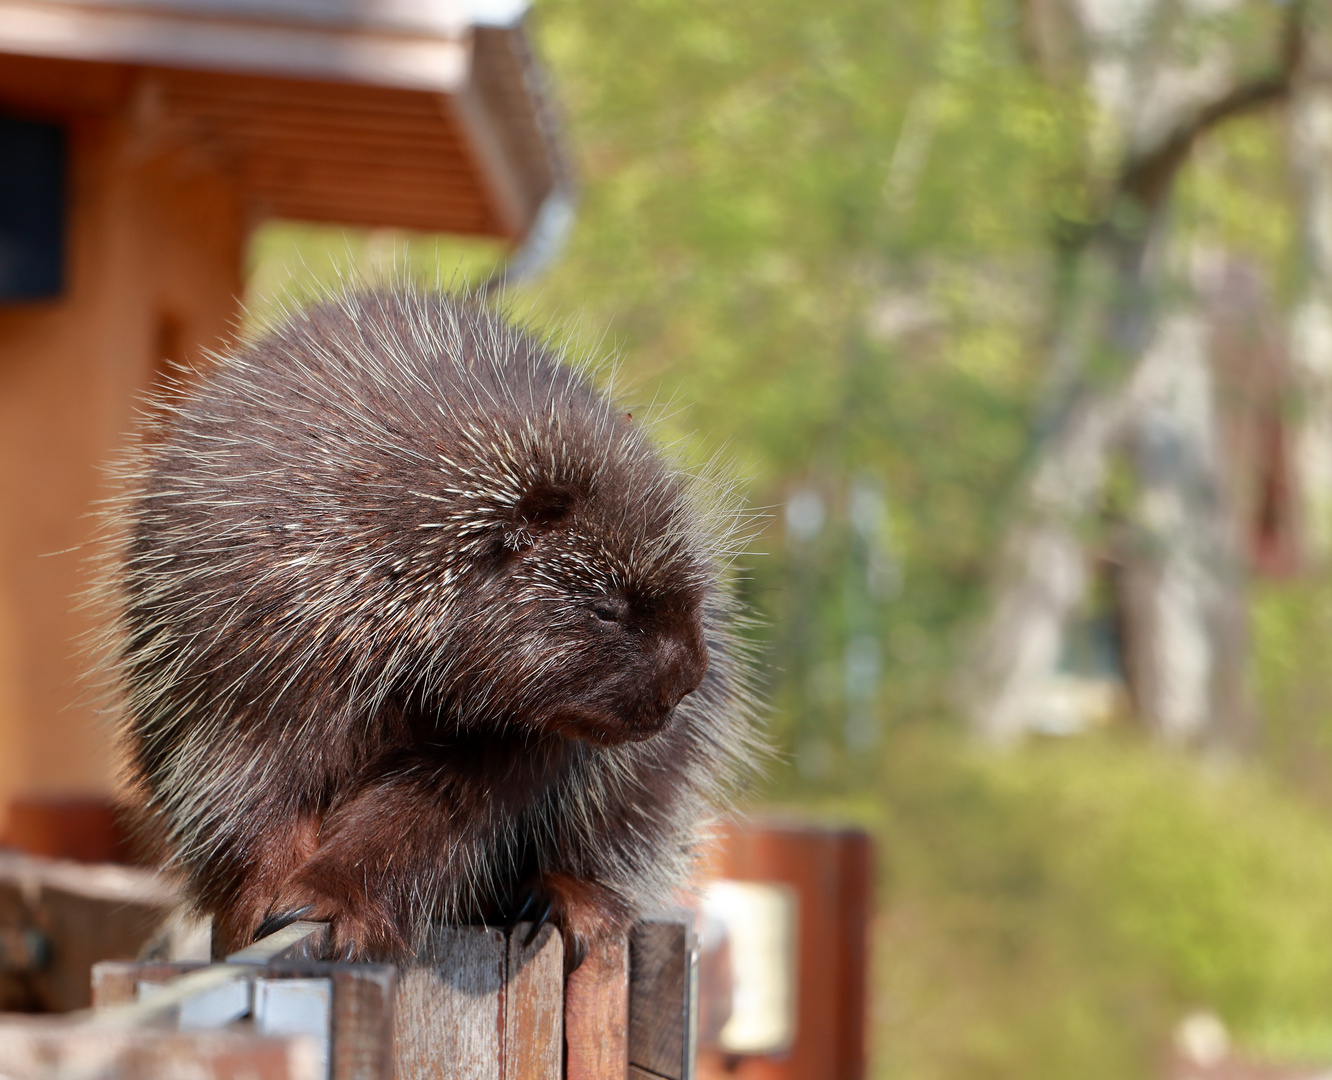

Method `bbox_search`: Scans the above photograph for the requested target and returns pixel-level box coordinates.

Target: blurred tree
[1289,6,1332,563]
[964,0,1304,749]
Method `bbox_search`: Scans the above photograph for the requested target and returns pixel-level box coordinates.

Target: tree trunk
[964,229,1157,742]
[1290,13,1332,565]
[1117,307,1251,748]
[966,0,1297,745]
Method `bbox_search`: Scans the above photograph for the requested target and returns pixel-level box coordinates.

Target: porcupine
[98,288,759,965]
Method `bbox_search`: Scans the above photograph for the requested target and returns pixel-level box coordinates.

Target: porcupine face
[485,474,711,745]
[413,414,714,748]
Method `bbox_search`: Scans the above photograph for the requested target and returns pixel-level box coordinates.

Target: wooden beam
[0,1019,316,1080]
[0,0,470,93]
[503,922,562,1080]
[629,914,699,1080]
[395,924,506,1080]
[565,933,631,1080]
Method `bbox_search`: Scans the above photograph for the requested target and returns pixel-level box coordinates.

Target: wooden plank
[565,932,630,1080]
[163,71,458,116]
[629,915,697,1080]
[226,920,331,964]
[244,168,483,203]
[98,963,254,1029]
[395,924,505,1080]
[3,0,473,37]
[91,922,334,1030]
[325,964,397,1080]
[503,921,562,1080]
[0,1016,317,1079]
[833,832,872,1080]
[0,0,471,95]
[0,874,37,1011]
[94,957,396,1080]
[91,960,202,1007]
[231,140,475,173]
[250,961,398,1080]
[699,820,873,1080]
[0,853,179,1011]
[256,976,334,1080]
[165,101,469,141]
[34,886,178,1010]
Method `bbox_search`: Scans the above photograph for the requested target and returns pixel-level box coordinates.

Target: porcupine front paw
[265,871,407,962]
[512,872,632,974]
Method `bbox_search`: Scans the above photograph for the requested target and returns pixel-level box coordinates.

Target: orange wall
[0,59,245,829]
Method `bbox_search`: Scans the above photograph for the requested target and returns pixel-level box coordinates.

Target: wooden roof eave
[0,0,474,93]
[0,0,568,243]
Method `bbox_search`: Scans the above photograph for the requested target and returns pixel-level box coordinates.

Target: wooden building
[0,0,570,851]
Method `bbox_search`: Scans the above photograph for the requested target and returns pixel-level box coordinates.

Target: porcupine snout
[652,632,708,714]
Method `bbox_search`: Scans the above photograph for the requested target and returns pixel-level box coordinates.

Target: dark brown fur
[102,290,756,963]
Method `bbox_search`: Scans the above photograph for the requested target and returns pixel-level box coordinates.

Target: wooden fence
[0,820,875,1080]
[0,911,698,1079]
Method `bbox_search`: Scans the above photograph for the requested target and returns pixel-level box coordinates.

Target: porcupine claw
[564,932,588,974]
[511,889,540,926]
[253,904,315,941]
[522,900,554,948]
[522,900,589,973]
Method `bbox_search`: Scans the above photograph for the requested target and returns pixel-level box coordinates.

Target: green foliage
[865,730,1332,1080]
[1251,573,1332,810]
[244,224,504,327]
[1175,114,1297,298]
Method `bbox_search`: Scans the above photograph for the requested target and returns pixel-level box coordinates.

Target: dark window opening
[0,114,66,301]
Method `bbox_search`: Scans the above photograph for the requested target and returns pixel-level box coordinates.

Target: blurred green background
[245,2,1332,1076]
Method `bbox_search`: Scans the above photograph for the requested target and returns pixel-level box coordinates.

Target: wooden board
[503,922,562,1080]
[93,921,571,1080]
[323,964,398,1080]
[393,922,564,1080]
[91,960,203,1007]
[565,932,629,1080]
[698,821,873,1080]
[93,956,396,1080]
[629,915,697,1080]
[395,925,506,1080]
[0,1016,317,1080]
[0,852,179,1012]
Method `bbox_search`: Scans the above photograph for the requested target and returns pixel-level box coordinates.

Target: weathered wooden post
[0,909,701,1080]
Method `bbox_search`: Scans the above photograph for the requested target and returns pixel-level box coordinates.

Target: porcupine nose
[654,632,708,712]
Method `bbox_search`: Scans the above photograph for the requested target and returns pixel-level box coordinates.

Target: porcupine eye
[591,597,628,625]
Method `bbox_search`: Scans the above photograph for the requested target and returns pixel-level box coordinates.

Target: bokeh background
[255,3,1332,1074]
[9,0,1332,1077]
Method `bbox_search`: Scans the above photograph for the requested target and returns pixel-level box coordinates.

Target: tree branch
[1119,1,1308,209]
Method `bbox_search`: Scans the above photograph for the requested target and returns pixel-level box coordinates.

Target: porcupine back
[97,288,760,947]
